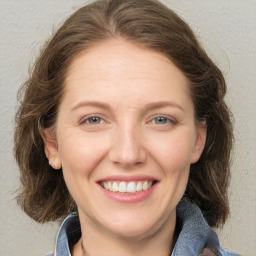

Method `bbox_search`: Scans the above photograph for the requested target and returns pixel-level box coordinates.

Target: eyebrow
[71,100,184,112]
[71,101,112,111]
[144,101,184,112]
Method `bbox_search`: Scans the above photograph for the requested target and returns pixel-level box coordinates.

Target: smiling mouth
[100,180,157,194]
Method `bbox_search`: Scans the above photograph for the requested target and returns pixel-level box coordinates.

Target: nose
[108,126,146,168]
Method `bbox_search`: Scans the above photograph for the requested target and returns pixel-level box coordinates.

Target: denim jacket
[47,200,241,256]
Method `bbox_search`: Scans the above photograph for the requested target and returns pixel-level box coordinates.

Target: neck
[73,211,176,256]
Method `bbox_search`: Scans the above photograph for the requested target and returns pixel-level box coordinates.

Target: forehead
[68,40,187,80]
[64,39,191,107]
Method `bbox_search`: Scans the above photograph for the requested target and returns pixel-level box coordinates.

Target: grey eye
[87,117,102,124]
[154,117,169,124]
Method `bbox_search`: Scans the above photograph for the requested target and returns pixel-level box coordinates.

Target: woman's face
[44,39,206,239]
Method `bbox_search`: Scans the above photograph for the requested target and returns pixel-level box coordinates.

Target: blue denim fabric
[50,200,240,256]
[170,200,240,256]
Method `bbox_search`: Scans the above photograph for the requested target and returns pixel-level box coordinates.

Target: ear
[41,127,62,169]
[190,121,207,164]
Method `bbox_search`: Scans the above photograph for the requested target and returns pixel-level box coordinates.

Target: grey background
[1,1,255,255]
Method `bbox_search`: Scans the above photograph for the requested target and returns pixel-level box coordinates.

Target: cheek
[58,134,109,206]
[146,130,195,171]
[58,133,108,177]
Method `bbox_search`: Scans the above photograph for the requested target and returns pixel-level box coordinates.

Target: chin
[108,223,155,239]
[99,211,167,239]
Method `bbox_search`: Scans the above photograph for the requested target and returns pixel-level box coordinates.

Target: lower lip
[98,183,158,203]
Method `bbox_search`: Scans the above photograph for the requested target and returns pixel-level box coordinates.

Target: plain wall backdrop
[0,1,255,255]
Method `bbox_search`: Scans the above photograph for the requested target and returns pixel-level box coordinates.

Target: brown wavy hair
[14,0,233,227]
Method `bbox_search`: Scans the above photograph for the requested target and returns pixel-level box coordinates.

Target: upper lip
[96,175,158,183]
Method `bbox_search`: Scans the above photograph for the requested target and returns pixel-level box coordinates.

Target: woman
[14,0,240,255]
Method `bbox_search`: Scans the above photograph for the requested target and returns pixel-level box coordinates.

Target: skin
[43,39,206,256]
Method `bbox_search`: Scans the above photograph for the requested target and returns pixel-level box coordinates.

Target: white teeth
[101,180,153,193]
[142,181,149,191]
[119,182,126,193]
[112,182,119,192]
[136,182,142,192]
[107,181,112,191]
[127,181,136,193]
